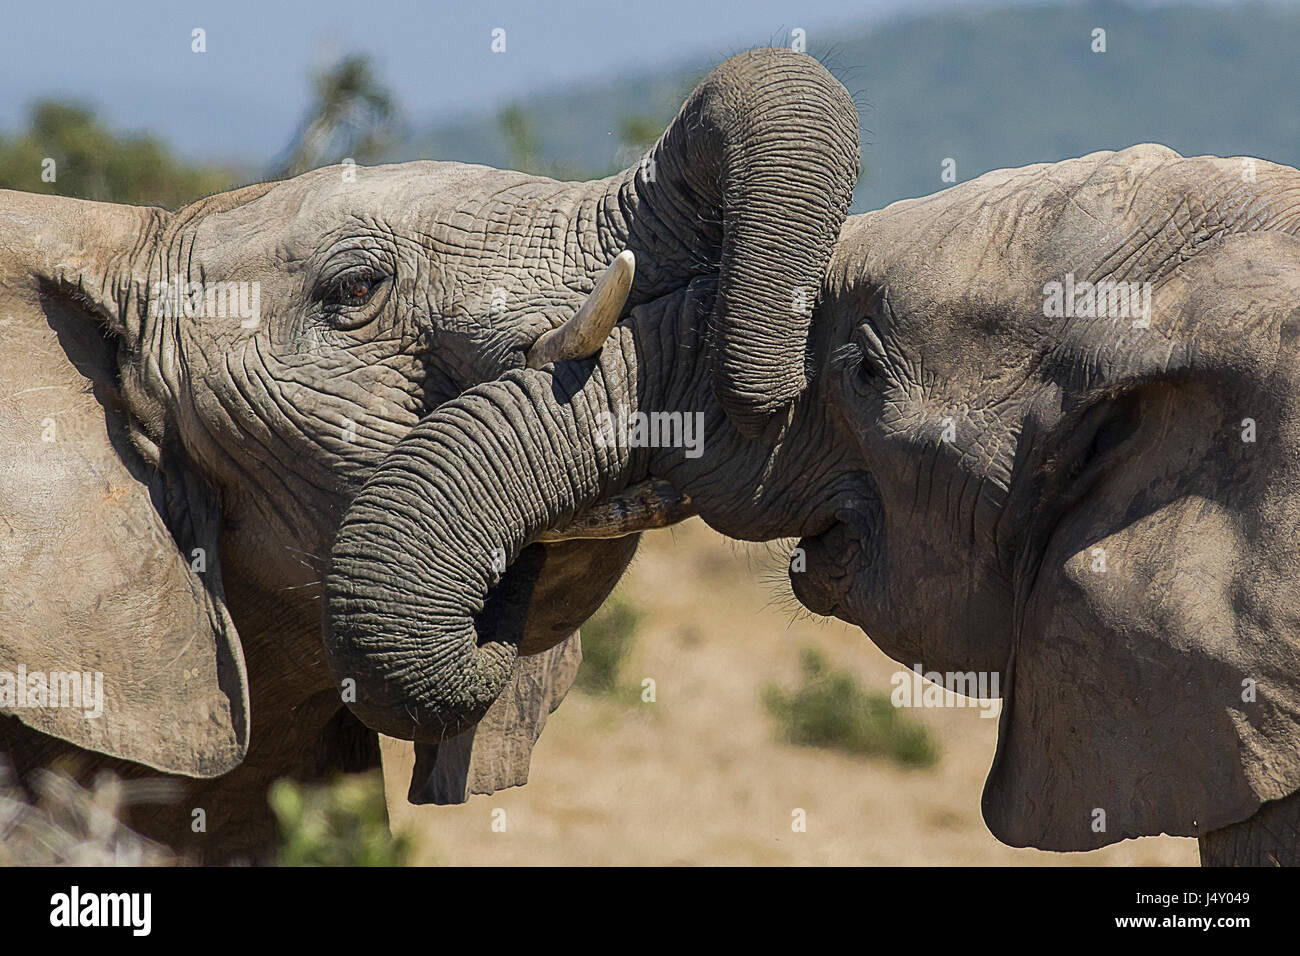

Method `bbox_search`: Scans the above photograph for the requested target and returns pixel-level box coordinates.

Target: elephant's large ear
[0,192,249,777]
[983,232,1300,850]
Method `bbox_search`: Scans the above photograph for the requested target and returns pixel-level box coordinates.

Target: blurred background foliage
[270,772,412,866]
[0,101,236,206]
[273,54,399,178]
[574,595,643,697]
[763,648,940,767]
[0,760,176,866]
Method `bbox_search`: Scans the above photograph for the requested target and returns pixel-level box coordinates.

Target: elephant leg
[1199,790,1300,866]
[124,689,381,864]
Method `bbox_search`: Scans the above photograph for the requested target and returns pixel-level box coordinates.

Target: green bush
[575,596,642,696]
[270,771,411,867]
[763,648,939,768]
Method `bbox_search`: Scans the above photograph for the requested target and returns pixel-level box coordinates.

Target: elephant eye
[341,278,374,301]
[841,321,888,390]
[324,271,387,308]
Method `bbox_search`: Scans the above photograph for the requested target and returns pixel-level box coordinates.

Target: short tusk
[526,250,634,369]
[534,478,694,542]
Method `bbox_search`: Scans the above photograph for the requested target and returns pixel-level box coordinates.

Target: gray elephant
[0,49,860,862]
[329,144,1300,866]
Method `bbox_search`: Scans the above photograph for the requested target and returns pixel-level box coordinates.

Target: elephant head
[329,143,1300,859]
[0,49,859,792]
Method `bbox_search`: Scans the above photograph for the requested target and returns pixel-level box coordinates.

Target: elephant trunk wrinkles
[323,309,682,741]
[322,50,859,741]
[593,48,859,437]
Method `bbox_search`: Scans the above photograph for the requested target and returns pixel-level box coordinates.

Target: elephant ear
[0,193,249,777]
[983,232,1300,849]
[405,634,581,804]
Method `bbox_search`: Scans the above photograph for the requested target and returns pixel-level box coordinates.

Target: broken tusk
[534,478,694,542]
[526,250,635,369]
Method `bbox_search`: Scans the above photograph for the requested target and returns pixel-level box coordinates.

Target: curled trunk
[324,312,658,740]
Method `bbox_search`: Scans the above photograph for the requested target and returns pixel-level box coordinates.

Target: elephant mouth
[791,515,863,617]
[789,486,882,619]
[532,478,695,542]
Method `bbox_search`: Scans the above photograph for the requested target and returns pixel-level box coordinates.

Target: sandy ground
[383,519,1198,866]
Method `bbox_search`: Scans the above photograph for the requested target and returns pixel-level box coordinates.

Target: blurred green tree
[497,101,602,180]
[0,100,235,207]
[499,103,541,173]
[763,647,939,767]
[617,114,662,154]
[276,54,398,177]
[575,595,642,696]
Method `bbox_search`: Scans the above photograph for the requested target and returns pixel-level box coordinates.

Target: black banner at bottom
[0,864,1286,941]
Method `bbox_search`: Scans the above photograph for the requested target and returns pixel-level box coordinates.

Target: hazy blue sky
[0,0,1046,162]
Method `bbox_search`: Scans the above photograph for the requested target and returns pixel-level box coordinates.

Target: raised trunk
[323,49,859,741]
[580,48,859,436]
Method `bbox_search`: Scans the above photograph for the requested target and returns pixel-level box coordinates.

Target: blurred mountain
[395,0,1300,211]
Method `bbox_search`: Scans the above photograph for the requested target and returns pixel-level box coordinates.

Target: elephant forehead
[254,161,531,216]
[181,160,601,314]
[832,150,1300,402]
[832,150,1125,276]
[188,161,564,254]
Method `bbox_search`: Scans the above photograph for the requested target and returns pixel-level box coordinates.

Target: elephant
[327,143,1300,866]
[0,48,861,862]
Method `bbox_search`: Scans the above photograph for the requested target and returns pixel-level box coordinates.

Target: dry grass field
[384,519,1198,866]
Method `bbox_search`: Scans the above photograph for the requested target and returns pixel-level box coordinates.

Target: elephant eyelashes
[322,271,386,307]
[318,268,392,328]
[838,321,889,391]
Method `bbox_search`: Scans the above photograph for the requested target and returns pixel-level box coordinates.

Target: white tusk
[526,250,635,369]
